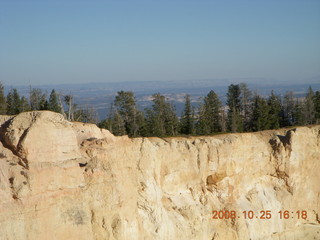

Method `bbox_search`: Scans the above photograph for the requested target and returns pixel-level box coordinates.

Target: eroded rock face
[0,111,319,240]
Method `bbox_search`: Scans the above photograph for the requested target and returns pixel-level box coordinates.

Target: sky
[0,0,320,86]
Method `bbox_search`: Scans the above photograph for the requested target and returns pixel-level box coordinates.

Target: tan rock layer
[0,111,319,240]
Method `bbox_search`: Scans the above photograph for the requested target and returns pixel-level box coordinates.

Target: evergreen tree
[251,95,270,131]
[314,91,320,124]
[114,91,144,137]
[145,109,164,137]
[164,101,179,136]
[239,83,252,131]
[29,88,47,110]
[180,94,195,135]
[303,86,315,125]
[293,99,304,126]
[0,82,6,114]
[134,110,147,136]
[197,90,222,135]
[267,90,281,129]
[20,96,31,112]
[41,100,49,110]
[227,84,243,132]
[220,108,227,132]
[99,101,137,136]
[48,89,62,113]
[280,91,295,127]
[6,91,13,115]
[6,89,23,115]
[98,103,126,136]
[145,93,178,137]
[112,110,126,136]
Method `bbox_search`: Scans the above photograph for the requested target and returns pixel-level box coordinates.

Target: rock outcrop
[0,111,319,240]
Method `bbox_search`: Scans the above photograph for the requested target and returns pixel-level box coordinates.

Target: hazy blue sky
[1,0,320,86]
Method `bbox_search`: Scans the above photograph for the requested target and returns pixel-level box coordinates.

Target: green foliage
[74,106,99,124]
[267,91,281,129]
[239,83,253,131]
[6,90,14,115]
[30,88,47,110]
[100,91,145,137]
[114,91,136,122]
[227,84,243,132]
[48,89,62,113]
[99,108,126,136]
[6,88,30,115]
[293,100,304,126]
[4,83,320,137]
[114,91,144,137]
[280,91,295,127]
[145,93,178,137]
[0,82,6,114]
[303,86,315,125]
[21,96,31,112]
[111,111,126,136]
[314,91,320,124]
[251,95,270,131]
[196,90,222,135]
[227,84,241,110]
[180,95,195,135]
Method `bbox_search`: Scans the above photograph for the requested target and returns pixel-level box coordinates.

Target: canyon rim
[0,111,319,240]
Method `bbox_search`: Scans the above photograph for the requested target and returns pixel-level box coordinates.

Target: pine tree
[314,91,320,124]
[303,86,315,125]
[280,91,295,127]
[180,94,195,135]
[267,90,281,129]
[164,101,179,136]
[197,90,222,135]
[251,95,270,131]
[114,91,144,137]
[21,96,31,112]
[29,88,47,110]
[6,91,14,115]
[112,110,126,136]
[48,89,62,113]
[145,93,178,137]
[6,89,23,115]
[220,108,227,132]
[99,101,138,136]
[133,110,147,137]
[227,84,243,132]
[293,99,304,126]
[239,83,252,131]
[0,82,6,114]
[41,100,49,110]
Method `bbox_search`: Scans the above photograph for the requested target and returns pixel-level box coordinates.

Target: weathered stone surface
[0,111,319,240]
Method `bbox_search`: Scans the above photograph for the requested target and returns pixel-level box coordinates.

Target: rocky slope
[0,111,319,240]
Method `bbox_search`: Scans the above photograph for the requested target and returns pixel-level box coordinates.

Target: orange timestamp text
[212,210,308,220]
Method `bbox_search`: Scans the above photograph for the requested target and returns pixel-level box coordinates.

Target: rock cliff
[0,111,319,240]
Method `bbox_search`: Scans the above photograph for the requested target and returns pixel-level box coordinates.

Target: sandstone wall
[0,111,319,240]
